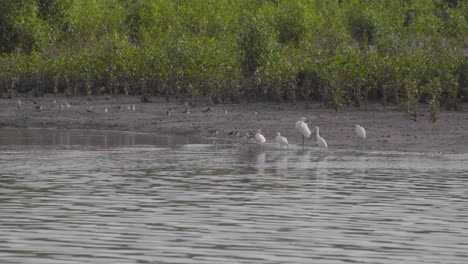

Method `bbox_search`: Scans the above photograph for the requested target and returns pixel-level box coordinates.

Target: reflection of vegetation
[1,178,17,184]
[15,185,50,192]
[0,198,10,203]
[141,168,154,176]
[211,168,233,175]
[0,0,466,115]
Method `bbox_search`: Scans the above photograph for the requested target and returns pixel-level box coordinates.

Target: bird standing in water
[295,117,311,148]
[314,126,328,152]
[275,132,289,149]
[355,124,366,149]
[255,130,266,144]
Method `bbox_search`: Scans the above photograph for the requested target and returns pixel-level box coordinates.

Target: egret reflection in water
[1,128,468,264]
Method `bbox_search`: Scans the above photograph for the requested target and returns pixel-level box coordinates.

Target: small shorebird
[314,126,328,152]
[34,105,43,111]
[295,117,311,147]
[167,107,174,117]
[228,130,240,137]
[203,106,213,113]
[132,104,136,111]
[117,105,122,111]
[104,107,108,113]
[243,132,255,144]
[208,128,219,137]
[275,132,289,149]
[355,124,366,149]
[224,108,228,115]
[182,107,190,114]
[65,101,71,109]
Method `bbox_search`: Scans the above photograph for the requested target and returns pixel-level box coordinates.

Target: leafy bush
[0,0,465,118]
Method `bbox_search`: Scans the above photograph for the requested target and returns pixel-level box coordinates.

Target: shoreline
[1,95,467,154]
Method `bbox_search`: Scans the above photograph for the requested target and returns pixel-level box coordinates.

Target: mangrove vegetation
[0,0,466,115]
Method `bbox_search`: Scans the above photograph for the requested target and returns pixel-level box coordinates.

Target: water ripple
[1,128,468,263]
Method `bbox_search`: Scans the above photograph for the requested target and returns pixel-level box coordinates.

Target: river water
[0,128,467,264]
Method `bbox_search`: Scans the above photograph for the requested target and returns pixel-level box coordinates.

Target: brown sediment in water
[1,95,467,154]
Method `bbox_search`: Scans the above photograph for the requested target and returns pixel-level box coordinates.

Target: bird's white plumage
[315,126,328,151]
[355,124,366,140]
[275,132,289,148]
[295,117,311,138]
[255,130,266,144]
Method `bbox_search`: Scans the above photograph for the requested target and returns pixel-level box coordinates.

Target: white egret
[295,117,311,147]
[315,126,328,152]
[275,132,289,149]
[355,124,366,149]
[255,130,266,144]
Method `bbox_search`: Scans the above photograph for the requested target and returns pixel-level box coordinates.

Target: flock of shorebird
[14,98,367,151]
[15,97,137,113]
[240,117,367,151]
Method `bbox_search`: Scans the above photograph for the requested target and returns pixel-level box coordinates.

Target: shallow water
[1,128,467,264]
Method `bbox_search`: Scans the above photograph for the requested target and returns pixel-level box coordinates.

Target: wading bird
[203,106,213,113]
[295,117,311,147]
[208,128,218,137]
[228,130,240,137]
[255,130,266,144]
[167,107,174,118]
[275,132,289,149]
[355,124,366,149]
[315,126,328,152]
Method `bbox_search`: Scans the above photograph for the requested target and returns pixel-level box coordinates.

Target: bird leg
[302,135,305,149]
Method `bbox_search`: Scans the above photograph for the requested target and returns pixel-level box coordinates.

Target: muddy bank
[1,95,467,153]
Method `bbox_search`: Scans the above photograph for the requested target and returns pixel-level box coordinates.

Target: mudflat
[1,95,467,153]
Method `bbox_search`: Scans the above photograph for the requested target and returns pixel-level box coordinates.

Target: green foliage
[423,77,442,122]
[0,0,465,118]
[274,0,305,45]
[237,10,270,77]
[346,5,376,47]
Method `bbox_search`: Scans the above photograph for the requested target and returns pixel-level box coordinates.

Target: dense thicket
[0,0,466,112]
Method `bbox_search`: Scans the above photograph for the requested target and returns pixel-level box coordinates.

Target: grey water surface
[0,128,467,264]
